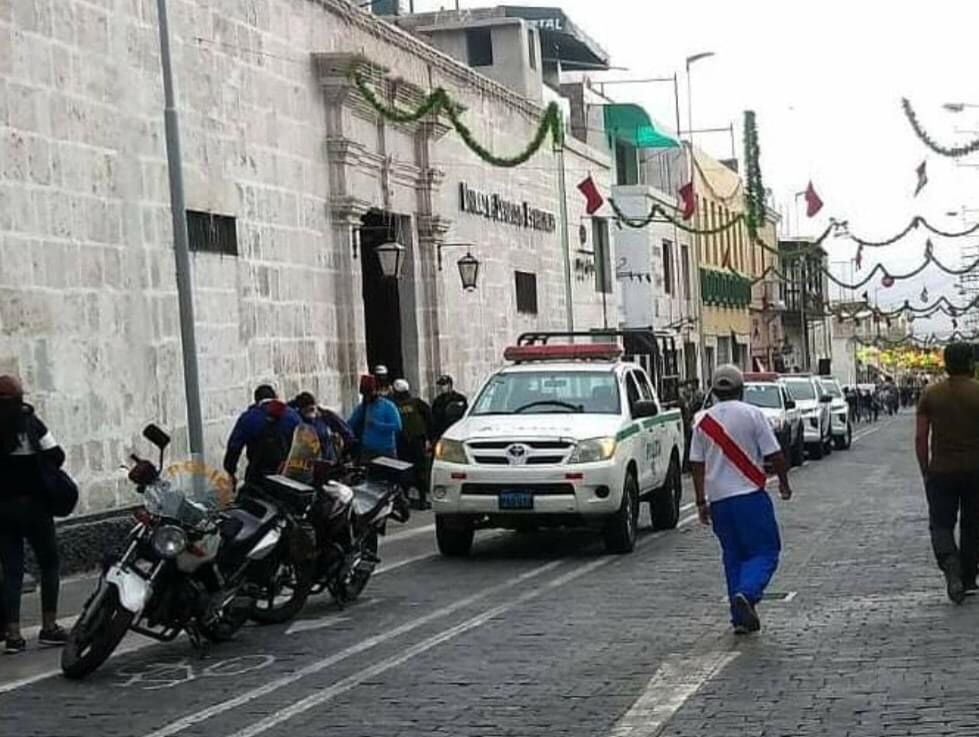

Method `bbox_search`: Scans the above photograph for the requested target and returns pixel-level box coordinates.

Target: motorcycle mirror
[143,424,171,450]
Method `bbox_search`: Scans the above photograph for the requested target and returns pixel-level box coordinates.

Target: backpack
[249,411,291,478]
[399,400,427,441]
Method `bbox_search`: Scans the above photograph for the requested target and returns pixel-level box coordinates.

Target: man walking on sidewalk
[915,342,979,604]
[690,365,793,634]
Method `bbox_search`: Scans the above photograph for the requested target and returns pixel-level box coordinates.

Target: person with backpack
[0,375,69,653]
[392,379,433,509]
[289,392,356,464]
[348,375,401,460]
[223,385,302,484]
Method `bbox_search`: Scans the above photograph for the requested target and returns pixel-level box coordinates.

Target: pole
[686,63,707,385]
[800,256,810,371]
[672,73,682,141]
[155,0,205,469]
[728,122,736,162]
[556,144,574,332]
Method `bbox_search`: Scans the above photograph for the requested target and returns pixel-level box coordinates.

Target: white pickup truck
[430,342,685,556]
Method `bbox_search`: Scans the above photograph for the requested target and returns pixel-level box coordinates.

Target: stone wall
[1,0,612,519]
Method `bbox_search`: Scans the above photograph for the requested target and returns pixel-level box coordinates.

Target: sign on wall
[459,182,556,233]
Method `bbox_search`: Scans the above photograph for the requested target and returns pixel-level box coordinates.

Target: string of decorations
[743,111,766,239]
[901,98,979,158]
[351,71,564,167]
[853,331,979,348]
[609,198,745,235]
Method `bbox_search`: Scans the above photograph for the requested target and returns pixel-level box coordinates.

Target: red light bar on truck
[502,343,623,363]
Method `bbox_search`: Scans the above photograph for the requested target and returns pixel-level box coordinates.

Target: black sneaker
[732,624,750,636]
[733,593,761,632]
[38,625,68,647]
[944,566,966,605]
[4,637,26,654]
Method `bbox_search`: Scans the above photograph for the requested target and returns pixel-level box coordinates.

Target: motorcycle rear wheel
[250,555,314,625]
[338,530,379,604]
[61,587,134,679]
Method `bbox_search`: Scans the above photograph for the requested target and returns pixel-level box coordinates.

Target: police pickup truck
[430,340,685,556]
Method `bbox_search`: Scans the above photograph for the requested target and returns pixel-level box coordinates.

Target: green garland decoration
[743,111,766,239]
[609,198,745,236]
[902,98,979,158]
[352,71,564,167]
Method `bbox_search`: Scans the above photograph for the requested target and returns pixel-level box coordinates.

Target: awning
[603,104,679,149]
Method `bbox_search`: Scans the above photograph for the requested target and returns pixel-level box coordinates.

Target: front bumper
[830,410,849,436]
[802,415,823,442]
[429,460,624,517]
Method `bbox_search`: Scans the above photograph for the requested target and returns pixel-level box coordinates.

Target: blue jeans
[710,490,781,625]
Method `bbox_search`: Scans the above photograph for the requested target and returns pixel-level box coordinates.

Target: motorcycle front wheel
[339,530,379,603]
[250,554,314,625]
[62,586,134,679]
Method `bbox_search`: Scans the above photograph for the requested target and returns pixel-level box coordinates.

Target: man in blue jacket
[348,375,401,459]
[223,385,302,483]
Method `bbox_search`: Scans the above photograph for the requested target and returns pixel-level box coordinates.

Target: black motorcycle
[249,455,411,623]
[61,425,288,679]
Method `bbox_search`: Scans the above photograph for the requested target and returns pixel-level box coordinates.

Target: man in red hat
[348,374,402,459]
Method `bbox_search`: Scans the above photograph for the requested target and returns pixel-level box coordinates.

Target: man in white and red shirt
[690,365,793,634]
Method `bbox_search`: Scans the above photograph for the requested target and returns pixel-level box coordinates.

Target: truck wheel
[436,515,474,557]
[791,428,805,467]
[835,423,852,450]
[650,455,681,531]
[604,472,639,554]
[808,440,824,461]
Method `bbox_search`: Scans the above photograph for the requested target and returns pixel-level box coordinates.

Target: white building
[0,0,615,513]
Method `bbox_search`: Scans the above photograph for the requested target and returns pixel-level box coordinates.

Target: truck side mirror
[820,395,833,403]
[632,399,659,419]
[785,399,796,410]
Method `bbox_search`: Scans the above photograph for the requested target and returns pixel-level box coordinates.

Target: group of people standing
[844,380,906,424]
[222,366,468,510]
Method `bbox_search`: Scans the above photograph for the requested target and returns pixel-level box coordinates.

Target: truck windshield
[783,380,816,401]
[471,371,620,415]
[744,384,782,409]
[820,381,843,398]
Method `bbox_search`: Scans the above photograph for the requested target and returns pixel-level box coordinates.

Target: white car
[430,343,685,556]
[819,377,853,450]
[778,374,833,460]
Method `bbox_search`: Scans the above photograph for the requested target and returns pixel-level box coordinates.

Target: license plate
[498,491,534,510]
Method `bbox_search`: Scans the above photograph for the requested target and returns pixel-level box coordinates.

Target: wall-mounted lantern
[376,240,406,279]
[438,242,480,291]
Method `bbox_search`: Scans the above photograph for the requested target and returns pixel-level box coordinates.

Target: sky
[412,0,979,335]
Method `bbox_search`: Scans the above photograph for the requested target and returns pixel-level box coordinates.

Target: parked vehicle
[62,425,289,679]
[778,374,833,460]
[247,427,411,621]
[430,337,685,557]
[819,377,852,450]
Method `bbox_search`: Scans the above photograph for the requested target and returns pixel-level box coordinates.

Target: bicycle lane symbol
[113,654,276,691]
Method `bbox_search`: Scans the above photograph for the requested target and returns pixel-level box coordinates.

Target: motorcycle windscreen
[281,424,321,485]
[156,461,235,517]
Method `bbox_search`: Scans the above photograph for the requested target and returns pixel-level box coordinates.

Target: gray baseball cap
[711,364,744,393]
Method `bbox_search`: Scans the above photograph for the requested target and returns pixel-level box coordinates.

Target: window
[615,140,638,185]
[633,370,655,402]
[680,244,691,300]
[625,373,642,413]
[466,28,494,66]
[662,240,674,295]
[515,271,538,314]
[527,28,537,69]
[187,210,238,256]
[593,218,612,293]
[744,384,782,409]
[470,371,620,415]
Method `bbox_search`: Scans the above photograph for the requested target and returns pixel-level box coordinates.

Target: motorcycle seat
[351,485,389,522]
[223,496,278,544]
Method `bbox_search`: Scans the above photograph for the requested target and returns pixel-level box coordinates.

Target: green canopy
[603,103,679,149]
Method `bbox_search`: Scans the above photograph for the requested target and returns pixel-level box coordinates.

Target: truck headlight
[151,525,187,559]
[569,437,617,464]
[434,438,467,464]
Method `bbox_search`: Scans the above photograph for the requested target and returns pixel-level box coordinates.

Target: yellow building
[750,209,786,372]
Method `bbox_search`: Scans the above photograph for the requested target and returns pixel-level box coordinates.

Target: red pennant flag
[914,160,928,197]
[576,175,604,215]
[678,182,696,220]
[882,274,895,288]
[804,181,823,217]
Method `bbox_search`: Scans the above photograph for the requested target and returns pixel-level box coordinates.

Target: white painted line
[141,560,565,737]
[222,556,618,737]
[374,551,436,575]
[783,591,798,603]
[679,502,695,512]
[382,523,434,543]
[605,651,739,737]
[285,599,381,635]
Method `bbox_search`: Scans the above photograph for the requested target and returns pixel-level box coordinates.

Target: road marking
[605,651,739,737]
[383,523,434,543]
[222,556,621,737]
[285,599,380,635]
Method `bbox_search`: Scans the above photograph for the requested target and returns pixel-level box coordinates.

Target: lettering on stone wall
[459,183,556,233]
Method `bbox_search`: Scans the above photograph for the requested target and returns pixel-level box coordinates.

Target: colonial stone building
[0,0,614,514]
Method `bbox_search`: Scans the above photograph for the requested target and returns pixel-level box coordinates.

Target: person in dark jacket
[0,375,68,653]
[290,392,355,463]
[348,375,402,459]
[430,375,468,442]
[392,379,433,509]
[223,385,302,483]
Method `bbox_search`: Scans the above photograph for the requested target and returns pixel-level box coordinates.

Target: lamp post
[154,0,204,474]
[375,240,406,279]
[685,50,715,384]
[437,243,481,292]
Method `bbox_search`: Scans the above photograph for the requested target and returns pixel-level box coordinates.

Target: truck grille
[466,439,574,466]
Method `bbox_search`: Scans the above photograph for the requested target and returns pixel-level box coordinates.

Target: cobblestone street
[2,412,976,736]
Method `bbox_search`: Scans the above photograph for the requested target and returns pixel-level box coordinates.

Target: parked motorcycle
[61,424,287,679]
[248,428,411,622]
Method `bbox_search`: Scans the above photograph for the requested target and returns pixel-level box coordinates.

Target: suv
[818,376,852,450]
[778,374,833,460]
[430,343,685,556]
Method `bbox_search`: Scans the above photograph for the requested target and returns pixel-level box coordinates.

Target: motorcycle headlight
[569,437,617,464]
[434,438,467,465]
[151,525,187,559]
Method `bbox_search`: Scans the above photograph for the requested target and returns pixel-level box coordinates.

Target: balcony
[700,267,751,309]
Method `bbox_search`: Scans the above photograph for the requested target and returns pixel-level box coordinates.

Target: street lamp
[375,241,406,278]
[437,242,480,291]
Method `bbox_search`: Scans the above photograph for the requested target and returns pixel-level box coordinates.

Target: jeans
[710,490,782,625]
[0,496,60,627]
[925,472,979,585]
